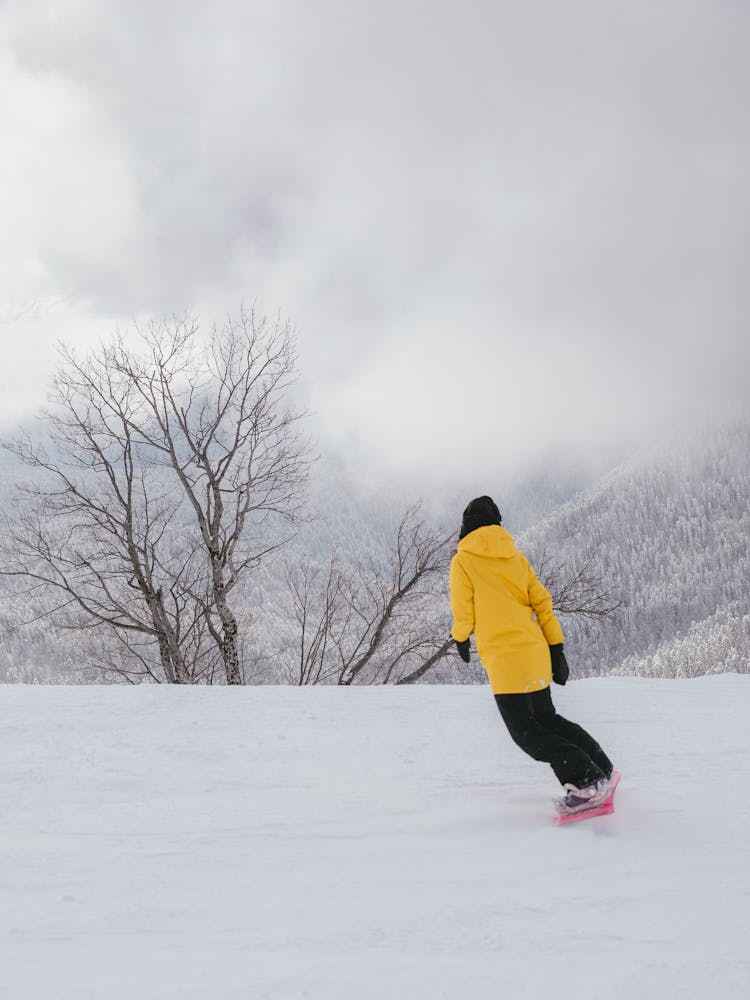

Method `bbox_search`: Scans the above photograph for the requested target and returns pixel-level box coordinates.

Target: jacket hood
[456,524,517,559]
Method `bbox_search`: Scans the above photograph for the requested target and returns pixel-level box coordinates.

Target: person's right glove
[549,643,569,685]
[453,638,471,663]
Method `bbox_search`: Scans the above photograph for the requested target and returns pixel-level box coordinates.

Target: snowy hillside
[520,409,750,678]
[1,412,747,683]
[3,678,749,999]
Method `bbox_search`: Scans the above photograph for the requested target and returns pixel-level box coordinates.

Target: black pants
[495,687,612,788]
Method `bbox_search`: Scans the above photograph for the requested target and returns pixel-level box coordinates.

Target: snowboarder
[449,496,614,815]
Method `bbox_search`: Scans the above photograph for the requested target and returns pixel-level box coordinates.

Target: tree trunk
[221,612,241,685]
[211,557,242,685]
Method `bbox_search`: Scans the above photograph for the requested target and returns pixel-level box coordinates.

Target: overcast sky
[1,0,748,494]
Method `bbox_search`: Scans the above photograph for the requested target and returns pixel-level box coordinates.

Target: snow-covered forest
[519,408,750,679]
[1,374,747,684]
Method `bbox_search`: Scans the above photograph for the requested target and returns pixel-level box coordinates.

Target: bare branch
[535,551,624,622]
[281,504,455,686]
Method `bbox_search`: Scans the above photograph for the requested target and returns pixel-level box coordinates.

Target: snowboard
[555,770,622,826]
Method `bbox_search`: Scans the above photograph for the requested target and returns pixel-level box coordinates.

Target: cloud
[1,0,748,488]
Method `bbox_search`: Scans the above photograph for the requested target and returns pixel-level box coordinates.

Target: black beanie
[459,496,502,539]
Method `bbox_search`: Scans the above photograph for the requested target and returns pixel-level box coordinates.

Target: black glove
[453,637,471,663]
[549,643,569,685]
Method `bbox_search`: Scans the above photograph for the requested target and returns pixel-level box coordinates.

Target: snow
[2,677,749,999]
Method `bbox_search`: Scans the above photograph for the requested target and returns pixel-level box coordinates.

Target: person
[449,495,614,814]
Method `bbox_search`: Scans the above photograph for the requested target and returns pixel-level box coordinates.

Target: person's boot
[555,776,611,815]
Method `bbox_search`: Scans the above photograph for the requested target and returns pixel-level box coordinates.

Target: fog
[1,0,748,493]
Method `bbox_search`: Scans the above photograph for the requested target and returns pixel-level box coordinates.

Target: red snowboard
[556,770,622,826]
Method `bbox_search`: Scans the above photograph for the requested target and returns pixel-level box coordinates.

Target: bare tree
[284,553,349,686]
[283,505,456,685]
[1,309,311,683]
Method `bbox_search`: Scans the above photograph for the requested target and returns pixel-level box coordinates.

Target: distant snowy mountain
[518,407,750,678]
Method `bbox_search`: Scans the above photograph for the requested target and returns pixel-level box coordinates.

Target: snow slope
[2,678,749,1000]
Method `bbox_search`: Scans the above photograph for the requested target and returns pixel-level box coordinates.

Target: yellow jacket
[449,525,564,694]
